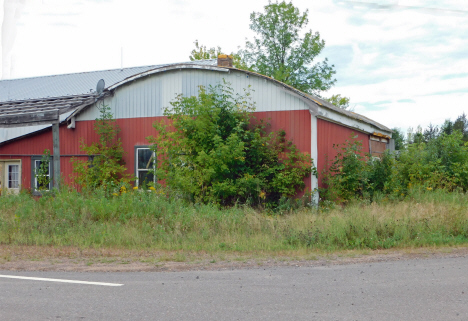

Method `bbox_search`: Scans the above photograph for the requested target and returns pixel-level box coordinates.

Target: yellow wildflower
[427,187,432,191]
[133,186,138,190]
[149,186,156,191]
[112,193,119,196]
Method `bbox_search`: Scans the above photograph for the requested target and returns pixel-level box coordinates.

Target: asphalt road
[1,256,468,320]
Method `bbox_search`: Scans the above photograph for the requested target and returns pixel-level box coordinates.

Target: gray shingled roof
[0,93,96,116]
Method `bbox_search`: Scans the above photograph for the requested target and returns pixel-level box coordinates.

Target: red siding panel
[317,119,370,188]
[1,110,312,193]
[254,110,312,193]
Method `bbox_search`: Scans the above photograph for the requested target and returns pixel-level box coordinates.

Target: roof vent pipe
[217,54,233,68]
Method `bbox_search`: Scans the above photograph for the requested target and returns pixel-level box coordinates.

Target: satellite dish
[96,79,105,95]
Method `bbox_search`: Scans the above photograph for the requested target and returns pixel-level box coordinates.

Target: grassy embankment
[1,188,468,260]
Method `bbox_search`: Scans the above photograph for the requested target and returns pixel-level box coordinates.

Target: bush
[148,83,315,207]
[321,131,468,204]
[71,103,132,193]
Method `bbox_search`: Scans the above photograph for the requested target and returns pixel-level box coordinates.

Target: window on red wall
[135,146,156,188]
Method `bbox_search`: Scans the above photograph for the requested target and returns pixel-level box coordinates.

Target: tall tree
[440,119,454,136]
[453,112,468,142]
[391,127,405,150]
[423,123,439,142]
[243,1,336,96]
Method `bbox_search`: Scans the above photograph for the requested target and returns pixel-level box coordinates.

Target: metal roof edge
[66,64,227,120]
[107,64,229,91]
[0,59,217,83]
[222,67,392,135]
[1,63,392,138]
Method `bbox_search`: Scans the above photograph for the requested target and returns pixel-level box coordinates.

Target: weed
[1,189,468,253]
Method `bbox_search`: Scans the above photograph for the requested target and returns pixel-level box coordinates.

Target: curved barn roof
[100,63,391,133]
[0,59,391,144]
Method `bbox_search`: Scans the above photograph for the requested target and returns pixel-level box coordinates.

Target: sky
[1,0,467,135]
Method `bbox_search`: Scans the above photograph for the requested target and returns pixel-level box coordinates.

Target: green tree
[391,128,405,150]
[453,112,468,142]
[189,40,222,61]
[326,94,350,110]
[148,83,314,207]
[243,1,336,96]
[440,119,454,136]
[423,123,439,143]
[189,40,249,70]
[72,103,132,191]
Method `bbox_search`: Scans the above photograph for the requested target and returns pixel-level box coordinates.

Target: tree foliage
[243,1,336,96]
[72,104,132,191]
[189,40,249,70]
[189,40,222,61]
[321,130,468,204]
[391,128,405,150]
[189,2,350,107]
[326,94,350,110]
[148,83,315,207]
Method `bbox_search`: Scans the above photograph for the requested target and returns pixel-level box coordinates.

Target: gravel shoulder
[2,245,468,272]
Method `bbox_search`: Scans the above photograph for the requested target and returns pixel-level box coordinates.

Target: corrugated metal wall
[78,69,310,121]
[317,118,370,188]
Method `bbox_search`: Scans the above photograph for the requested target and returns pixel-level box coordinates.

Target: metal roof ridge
[106,63,228,91]
[0,59,217,83]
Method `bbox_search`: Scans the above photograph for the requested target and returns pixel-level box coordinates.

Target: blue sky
[1,0,467,134]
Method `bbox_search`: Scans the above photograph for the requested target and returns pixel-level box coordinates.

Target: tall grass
[1,188,468,252]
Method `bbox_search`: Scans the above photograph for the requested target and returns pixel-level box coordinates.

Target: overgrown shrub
[148,83,315,207]
[321,131,468,204]
[71,103,132,192]
[320,137,369,202]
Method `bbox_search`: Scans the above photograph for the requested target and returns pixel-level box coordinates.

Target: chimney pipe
[217,54,233,68]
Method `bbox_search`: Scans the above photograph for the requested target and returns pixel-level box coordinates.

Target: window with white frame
[32,156,52,192]
[8,164,19,189]
[135,147,155,187]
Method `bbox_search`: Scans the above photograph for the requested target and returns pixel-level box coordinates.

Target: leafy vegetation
[35,149,51,191]
[189,40,248,70]
[2,187,468,253]
[189,1,350,107]
[71,103,132,192]
[321,128,468,203]
[148,84,314,207]
[243,1,335,96]
[326,94,351,110]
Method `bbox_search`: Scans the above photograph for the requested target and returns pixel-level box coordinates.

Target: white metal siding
[77,69,309,121]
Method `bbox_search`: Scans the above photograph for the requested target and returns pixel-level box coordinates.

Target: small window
[8,165,19,189]
[135,147,156,187]
[31,156,53,193]
[34,160,51,190]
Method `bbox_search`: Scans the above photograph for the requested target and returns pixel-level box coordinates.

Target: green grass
[1,188,468,253]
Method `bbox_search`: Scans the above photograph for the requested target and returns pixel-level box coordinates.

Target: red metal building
[0,58,392,197]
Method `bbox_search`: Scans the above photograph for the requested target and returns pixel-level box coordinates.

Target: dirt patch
[1,245,468,272]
